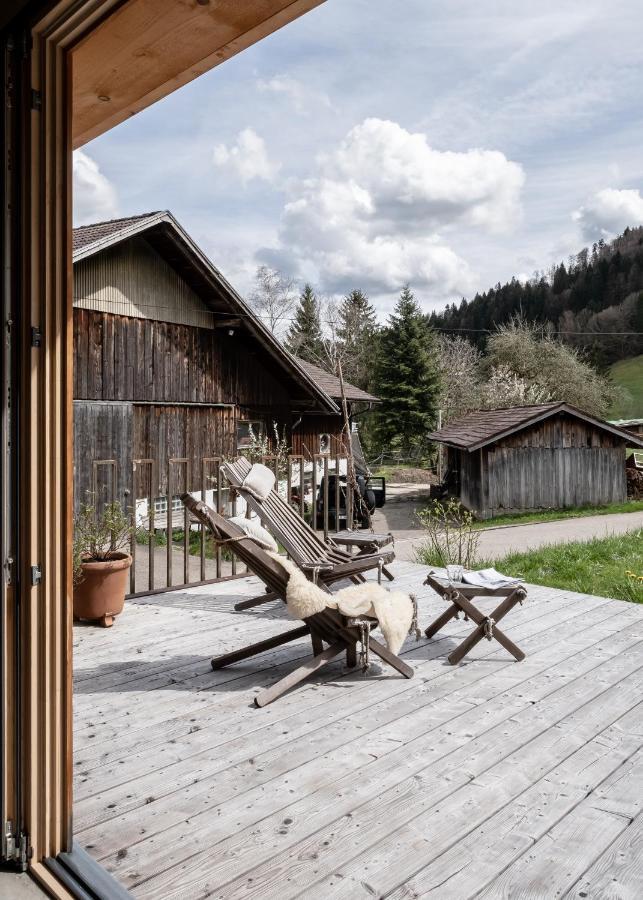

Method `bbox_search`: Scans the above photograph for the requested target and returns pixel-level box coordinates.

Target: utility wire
[74,300,643,338]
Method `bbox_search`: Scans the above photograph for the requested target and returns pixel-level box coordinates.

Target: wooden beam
[71,0,326,148]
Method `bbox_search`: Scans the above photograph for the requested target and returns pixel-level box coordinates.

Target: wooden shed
[428,402,643,519]
[72,210,375,509]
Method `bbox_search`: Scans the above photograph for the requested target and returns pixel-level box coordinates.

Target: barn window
[237,420,265,449]
[319,433,332,454]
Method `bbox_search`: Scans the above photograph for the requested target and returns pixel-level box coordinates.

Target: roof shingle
[72,212,164,252]
[294,358,379,403]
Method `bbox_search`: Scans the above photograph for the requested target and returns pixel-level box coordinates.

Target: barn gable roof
[73,212,164,253]
[72,211,339,415]
[428,402,643,451]
[293,358,379,403]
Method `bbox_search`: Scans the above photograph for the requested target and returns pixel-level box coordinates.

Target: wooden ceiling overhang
[71,0,325,148]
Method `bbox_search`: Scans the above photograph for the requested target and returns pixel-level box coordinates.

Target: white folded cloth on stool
[461,567,522,589]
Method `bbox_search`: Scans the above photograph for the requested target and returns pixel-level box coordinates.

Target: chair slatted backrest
[222,458,351,567]
[182,494,288,597]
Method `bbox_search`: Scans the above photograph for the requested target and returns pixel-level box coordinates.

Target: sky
[73,0,643,319]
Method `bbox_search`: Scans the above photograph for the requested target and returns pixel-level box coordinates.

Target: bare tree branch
[247,265,297,337]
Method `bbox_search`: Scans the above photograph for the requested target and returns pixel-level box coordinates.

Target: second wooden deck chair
[182,494,413,707]
[222,457,394,612]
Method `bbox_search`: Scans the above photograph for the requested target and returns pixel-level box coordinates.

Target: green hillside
[609,354,643,418]
[429,225,643,369]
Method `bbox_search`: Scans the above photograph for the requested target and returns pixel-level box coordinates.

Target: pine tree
[285,284,323,363]
[336,289,378,389]
[373,285,441,458]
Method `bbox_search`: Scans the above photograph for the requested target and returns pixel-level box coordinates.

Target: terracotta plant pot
[73,551,132,627]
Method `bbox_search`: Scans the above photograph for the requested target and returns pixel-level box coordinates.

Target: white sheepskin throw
[268,554,328,618]
[269,553,414,655]
[332,584,414,655]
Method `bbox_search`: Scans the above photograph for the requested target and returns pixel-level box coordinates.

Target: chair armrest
[322,548,395,582]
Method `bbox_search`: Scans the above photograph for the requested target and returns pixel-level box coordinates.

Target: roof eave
[163,219,340,415]
[72,211,170,261]
[73,212,339,415]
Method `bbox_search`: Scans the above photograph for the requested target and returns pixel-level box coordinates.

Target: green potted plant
[73,499,134,627]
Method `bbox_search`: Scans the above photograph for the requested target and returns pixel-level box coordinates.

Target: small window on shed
[237,420,264,450]
[319,433,331,454]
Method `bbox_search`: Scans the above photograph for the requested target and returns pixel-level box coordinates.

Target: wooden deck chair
[222,457,394,612]
[182,494,413,707]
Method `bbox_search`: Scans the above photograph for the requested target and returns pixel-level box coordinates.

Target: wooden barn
[428,402,643,519]
[72,210,376,510]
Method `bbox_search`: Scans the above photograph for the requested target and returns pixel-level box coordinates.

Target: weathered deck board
[72,562,643,899]
[566,812,643,900]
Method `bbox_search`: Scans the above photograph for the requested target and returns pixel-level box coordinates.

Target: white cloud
[572,188,643,241]
[256,75,333,115]
[213,128,280,185]
[73,150,118,225]
[268,118,524,299]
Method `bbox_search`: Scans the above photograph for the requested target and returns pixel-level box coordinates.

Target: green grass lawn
[417,531,643,603]
[609,354,643,418]
[474,500,643,529]
[489,531,643,603]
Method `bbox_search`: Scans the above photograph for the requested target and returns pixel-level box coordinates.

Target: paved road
[373,484,643,562]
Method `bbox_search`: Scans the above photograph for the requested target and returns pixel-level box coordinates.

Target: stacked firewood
[626,465,643,499]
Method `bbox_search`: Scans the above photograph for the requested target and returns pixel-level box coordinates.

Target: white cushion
[229,515,278,552]
[241,463,276,501]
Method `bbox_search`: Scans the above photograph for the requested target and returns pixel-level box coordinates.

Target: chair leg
[424,603,458,639]
[446,590,526,665]
[211,625,309,670]
[346,642,357,668]
[311,632,324,655]
[382,566,395,581]
[255,641,345,707]
[368,636,414,679]
[234,590,279,611]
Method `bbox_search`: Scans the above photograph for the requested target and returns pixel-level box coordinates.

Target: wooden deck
[72,561,643,899]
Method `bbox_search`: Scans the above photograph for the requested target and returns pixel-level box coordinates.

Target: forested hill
[428,225,643,368]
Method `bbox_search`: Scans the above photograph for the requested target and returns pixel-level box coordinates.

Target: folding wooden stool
[424,573,527,665]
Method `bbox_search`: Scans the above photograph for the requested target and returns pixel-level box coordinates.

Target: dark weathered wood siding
[459,448,483,513]
[457,412,628,518]
[73,401,133,508]
[291,415,347,459]
[73,307,296,409]
[132,404,236,495]
[73,307,344,508]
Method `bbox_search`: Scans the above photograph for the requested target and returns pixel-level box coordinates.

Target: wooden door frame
[3,2,133,896]
[2,1,325,895]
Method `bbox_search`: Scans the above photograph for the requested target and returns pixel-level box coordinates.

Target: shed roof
[293,359,379,403]
[427,402,643,451]
[72,211,339,415]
